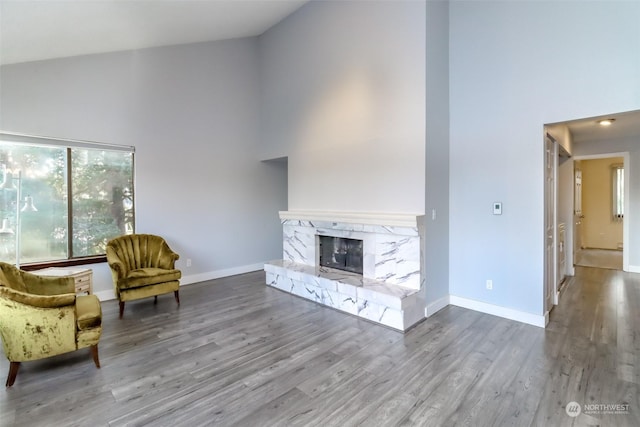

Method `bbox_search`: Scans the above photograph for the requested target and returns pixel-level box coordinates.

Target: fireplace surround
[264,211,426,331]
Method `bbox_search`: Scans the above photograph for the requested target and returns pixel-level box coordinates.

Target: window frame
[611,163,624,222]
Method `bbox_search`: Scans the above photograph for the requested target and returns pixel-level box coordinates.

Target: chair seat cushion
[75,295,102,330]
[118,268,182,290]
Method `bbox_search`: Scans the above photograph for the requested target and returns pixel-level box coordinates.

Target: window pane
[71,149,134,257]
[612,166,624,221]
[0,143,68,264]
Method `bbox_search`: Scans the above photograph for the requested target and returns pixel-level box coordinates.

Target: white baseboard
[425,295,450,317]
[544,310,550,326]
[180,262,264,286]
[627,265,640,273]
[94,262,264,301]
[449,295,546,328]
[94,289,116,302]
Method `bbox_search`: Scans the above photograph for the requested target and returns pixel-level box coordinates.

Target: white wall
[0,38,288,296]
[258,0,426,214]
[449,1,640,316]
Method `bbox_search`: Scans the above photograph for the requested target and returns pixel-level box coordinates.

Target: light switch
[493,202,502,215]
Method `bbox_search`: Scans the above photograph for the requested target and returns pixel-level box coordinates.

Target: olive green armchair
[0,262,102,387]
[106,234,181,318]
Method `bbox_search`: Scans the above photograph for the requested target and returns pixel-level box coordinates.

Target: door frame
[544,134,557,321]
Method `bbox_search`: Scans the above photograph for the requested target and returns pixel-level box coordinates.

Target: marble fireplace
[264,211,426,331]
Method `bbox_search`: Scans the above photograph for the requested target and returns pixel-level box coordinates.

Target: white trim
[627,265,640,274]
[93,262,264,301]
[544,311,550,326]
[449,295,546,328]
[279,210,423,227]
[573,152,629,160]
[425,295,450,317]
[94,289,116,302]
[1,130,134,152]
[180,263,264,285]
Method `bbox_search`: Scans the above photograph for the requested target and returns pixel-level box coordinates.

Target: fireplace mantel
[280,210,423,228]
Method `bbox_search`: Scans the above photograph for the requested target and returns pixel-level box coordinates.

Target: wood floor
[575,248,623,271]
[1,266,638,426]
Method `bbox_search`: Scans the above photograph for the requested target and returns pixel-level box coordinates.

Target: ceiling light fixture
[598,118,616,126]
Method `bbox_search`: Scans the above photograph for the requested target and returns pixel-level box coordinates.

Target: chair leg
[119,301,125,319]
[154,295,158,305]
[174,290,180,305]
[91,345,101,368]
[6,362,20,387]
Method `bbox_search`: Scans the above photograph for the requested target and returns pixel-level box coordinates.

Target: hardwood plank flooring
[1,266,639,426]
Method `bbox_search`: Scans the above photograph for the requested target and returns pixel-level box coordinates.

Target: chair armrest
[76,295,102,330]
[107,259,127,278]
[158,246,180,269]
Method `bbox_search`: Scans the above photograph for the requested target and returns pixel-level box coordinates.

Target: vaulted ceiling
[0,0,308,65]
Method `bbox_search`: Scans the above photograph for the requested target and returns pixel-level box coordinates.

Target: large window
[0,133,134,266]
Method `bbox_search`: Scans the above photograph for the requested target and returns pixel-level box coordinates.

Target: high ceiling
[0,0,308,65]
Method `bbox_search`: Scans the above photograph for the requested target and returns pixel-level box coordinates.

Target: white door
[544,136,556,314]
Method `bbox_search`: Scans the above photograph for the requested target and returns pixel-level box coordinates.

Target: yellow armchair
[0,262,102,387]
[106,234,181,318]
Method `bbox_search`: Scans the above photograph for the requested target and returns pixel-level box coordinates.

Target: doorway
[572,153,628,271]
[544,109,639,316]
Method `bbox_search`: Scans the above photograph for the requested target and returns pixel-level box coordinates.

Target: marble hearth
[264,211,426,331]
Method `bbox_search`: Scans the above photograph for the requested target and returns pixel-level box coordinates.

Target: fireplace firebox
[318,235,363,275]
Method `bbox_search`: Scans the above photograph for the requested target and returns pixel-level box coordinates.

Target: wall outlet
[486,279,493,290]
[186,258,192,267]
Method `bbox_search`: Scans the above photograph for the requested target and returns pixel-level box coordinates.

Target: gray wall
[0,38,287,296]
[258,0,426,214]
[449,1,640,316]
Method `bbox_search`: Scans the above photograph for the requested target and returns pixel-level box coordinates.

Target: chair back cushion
[106,234,178,273]
[0,262,75,296]
[0,262,27,292]
[0,286,75,308]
